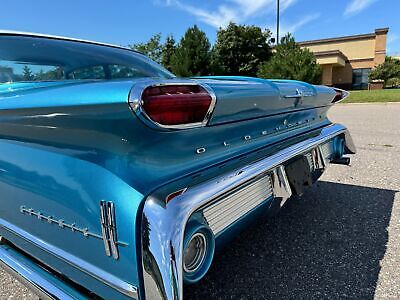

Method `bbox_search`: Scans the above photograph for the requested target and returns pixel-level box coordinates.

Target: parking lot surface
[1,103,399,299]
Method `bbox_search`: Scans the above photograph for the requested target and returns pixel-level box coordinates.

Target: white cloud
[264,13,320,38]
[280,13,320,35]
[163,0,300,29]
[344,0,378,16]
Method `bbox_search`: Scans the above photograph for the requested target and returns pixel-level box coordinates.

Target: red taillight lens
[141,85,213,127]
[332,88,349,103]
[165,188,187,203]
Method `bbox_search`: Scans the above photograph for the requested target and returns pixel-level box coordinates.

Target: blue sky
[1,0,399,54]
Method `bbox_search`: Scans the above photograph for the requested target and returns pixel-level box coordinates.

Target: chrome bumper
[141,123,355,300]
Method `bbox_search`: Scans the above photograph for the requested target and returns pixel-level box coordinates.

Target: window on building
[352,68,371,90]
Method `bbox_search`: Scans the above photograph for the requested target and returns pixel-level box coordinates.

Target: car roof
[0,30,140,53]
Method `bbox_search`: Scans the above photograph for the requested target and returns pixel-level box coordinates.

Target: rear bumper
[141,123,355,300]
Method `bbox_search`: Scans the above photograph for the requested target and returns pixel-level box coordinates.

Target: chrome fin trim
[100,201,112,257]
[106,202,119,260]
[100,201,120,259]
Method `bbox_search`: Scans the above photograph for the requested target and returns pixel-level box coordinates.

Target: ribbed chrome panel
[203,175,273,235]
[305,141,334,169]
[320,141,334,159]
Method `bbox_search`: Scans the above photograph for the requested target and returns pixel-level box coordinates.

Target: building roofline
[313,50,348,60]
[299,28,389,46]
[0,30,140,53]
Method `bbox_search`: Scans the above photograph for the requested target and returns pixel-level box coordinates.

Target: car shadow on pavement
[185,181,397,299]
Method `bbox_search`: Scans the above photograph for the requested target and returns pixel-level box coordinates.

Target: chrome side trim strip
[141,123,355,300]
[0,218,138,299]
[0,243,74,300]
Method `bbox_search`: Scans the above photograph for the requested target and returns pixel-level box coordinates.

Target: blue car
[0,31,355,300]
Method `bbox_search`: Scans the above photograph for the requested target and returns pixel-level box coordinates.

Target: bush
[212,22,272,76]
[257,34,321,84]
[369,56,400,87]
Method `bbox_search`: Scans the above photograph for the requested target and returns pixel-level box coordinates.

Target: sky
[1,0,399,54]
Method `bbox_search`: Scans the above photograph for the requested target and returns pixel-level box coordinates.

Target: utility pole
[276,0,280,45]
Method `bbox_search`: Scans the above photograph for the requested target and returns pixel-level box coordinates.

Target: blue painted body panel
[0,76,337,298]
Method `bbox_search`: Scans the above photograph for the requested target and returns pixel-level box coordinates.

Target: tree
[257,34,321,84]
[162,35,176,72]
[369,56,400,86]
[130,33,163,63]
[170,25,211,76]
[212,22,272,76]
[22,65,34,81]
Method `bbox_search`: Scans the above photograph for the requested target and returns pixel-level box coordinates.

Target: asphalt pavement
[1,103,399,299]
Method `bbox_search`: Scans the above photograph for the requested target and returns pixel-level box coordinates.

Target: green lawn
[342,89,400,103]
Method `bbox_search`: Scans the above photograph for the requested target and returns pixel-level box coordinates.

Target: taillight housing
[332,88,349,103]
[139,84,215,128]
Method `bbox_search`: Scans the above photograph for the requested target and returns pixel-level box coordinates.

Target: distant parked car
[0,31,355,300]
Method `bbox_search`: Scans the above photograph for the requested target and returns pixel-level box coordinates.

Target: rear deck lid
[193,76,335,125]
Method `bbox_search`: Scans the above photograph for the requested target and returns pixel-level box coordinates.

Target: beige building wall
[299,28,389,89]
[374,28,388,66]
[304,39,375,61]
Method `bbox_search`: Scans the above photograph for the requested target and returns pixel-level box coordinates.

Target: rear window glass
[0,35,175,84]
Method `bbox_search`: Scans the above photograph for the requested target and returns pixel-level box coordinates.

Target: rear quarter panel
[0,81,144,299]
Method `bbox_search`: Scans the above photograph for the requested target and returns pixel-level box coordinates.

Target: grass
[342,89,400,103]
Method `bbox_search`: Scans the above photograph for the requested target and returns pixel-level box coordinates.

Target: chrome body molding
[20,205,127,250]
[283,88,314,99]
[0,218,138,299]
[100,201,120,259]
[141,123,355,300]
[129,80,217,130]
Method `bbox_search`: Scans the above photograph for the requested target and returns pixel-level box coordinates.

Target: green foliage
[161,35,176,72]
[257,34,322,84]
[130,33,163,63]
[22,65,34,81]
[369,56,400,86]
[35,67,64,81]
[212,22,272,76]
[386,77,400,87]
[170,25,211,77]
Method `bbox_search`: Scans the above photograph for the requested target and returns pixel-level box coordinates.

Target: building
[299,28,389,89]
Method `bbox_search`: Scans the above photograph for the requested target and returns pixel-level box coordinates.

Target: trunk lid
[193,76,335,125]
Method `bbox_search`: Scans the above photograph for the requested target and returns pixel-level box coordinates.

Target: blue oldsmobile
[0,32,355,300]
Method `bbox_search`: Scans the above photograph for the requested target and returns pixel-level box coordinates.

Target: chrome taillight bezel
[332,87,350,103]
[129,81,217,130]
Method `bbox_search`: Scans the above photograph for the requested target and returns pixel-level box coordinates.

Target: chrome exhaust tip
[183,217,215,284]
